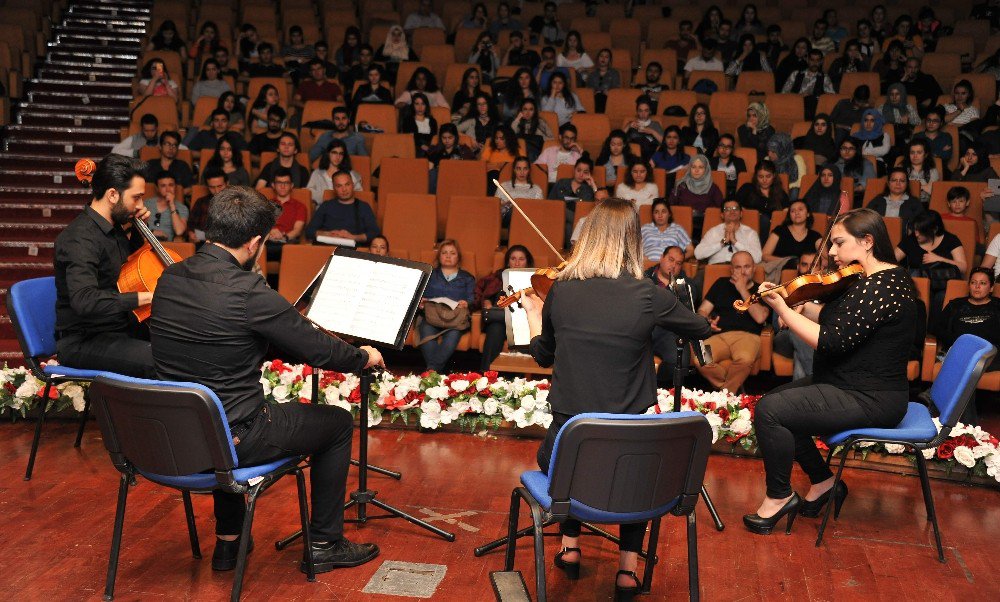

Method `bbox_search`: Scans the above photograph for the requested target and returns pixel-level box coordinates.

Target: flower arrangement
[2,362,999,486]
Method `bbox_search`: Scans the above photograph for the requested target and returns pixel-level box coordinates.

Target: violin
[733,194,862,313]
[491,179,567,310]
[75,158,182,322]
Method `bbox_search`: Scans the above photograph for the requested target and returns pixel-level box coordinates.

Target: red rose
[936,441,956,460]
[39,387,58,399]
[5,382,17,393]
[705,402,717,411]
[536,382,551,390]
[485,370,499,383]
[299,396,310,404]
[270,359,284,371]
[302,366,313,376]
[717,407,730,422]
[420,371,432,378]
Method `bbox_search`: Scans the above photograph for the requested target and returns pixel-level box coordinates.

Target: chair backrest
[90,373,237,479]
[276,244,336,302]
[547,412,712,517]
[6,276,57,372]
[929,335,997,428]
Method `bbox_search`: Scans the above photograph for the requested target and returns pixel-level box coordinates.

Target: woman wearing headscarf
[374,25,418,84]
[668,154,724,237]
[738,102,775,162]
[767,133,806,200]
[793,113,837,166]
[802,164,846,216]
[855,108,890,164]
[953,143,998,183]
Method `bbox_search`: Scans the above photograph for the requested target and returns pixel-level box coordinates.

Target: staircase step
[55,24,148,36]
[0,338,26,366]
[5,141,115,156]
[27,80,132,95]
[0,203,82,221]
[0,316,14,340]
[16,111,129,128]
[27,92,134,108]
[0,241,56,260]
[0,259,55,284]
[37,66,136,81]
[0,188,91,202]
[3,127,121,147]
[0,154,94,170]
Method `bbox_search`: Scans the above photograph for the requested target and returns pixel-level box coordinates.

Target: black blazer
[867,195,924,232]
[528,274,711,417]
[681,125,720,157]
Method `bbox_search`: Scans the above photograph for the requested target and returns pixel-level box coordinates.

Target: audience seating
[436,159,488,238]
[505,197,566,268]
[445,195,502,279]
[381,193,438,258]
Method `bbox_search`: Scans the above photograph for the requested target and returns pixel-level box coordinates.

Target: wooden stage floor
[1,420,998,601]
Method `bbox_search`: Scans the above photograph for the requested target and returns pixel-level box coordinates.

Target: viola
[75,158,182,322]
[733,263,864,312]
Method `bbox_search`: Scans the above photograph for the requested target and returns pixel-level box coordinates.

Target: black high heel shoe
[743,493,801,535]
[553,547,581,579]
[800,481,849,518]
[614,570,640,602]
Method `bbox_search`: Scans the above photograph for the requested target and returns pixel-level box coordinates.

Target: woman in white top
[495,156,543,222]
[394,67,450,109]
[640,198,694,261]
[540,71,584,125]
[943,80,980,127]
[306,138,363,204]
[614,160,660,207]
[557,30,594,75]
[856,109,891,161]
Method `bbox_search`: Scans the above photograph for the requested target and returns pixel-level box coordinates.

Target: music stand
[276,249,456,551]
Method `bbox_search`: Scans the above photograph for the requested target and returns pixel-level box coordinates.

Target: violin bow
[493,178,566,263]
[809,192,847,274]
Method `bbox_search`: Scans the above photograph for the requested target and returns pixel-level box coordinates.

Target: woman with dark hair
[640,198,694,260]
[650,126,690,172]
[148,19,186,54]
[495,156,543,221]
[943,80,980,127]
[510,97,553,162]
[451,67,483,123]
[457,91,499,147]
[681,103,720,157]
[137,58,179,99]
[427,123,478,192]
[476,245,535,371]
[481,125,518,165]
[737,159,790,213]
[775,38,811,90]
[306,139,363,204]
[711,133,746,199]
[540,71,584,125]
[867,167,923,232]
[696,5,724,41]
[204,137,250,186]
[882,14,923,57]
[802,164,845,216]
[793,113,837,166]
[250,83,282,128]
[190,59,232,106]
[954,143,999,183]
[188,21,220,68]
[583,49,621,113]
[901,139,939,203]
[351,64,394,109]
[557,30,594,74]
[738,102,776,162]
[469,31,501,83]
[725,34,772,81]
[595,129,636,188]
[828,39,870,90]
[895,209,967,319]
[615,159,660,207]
[369,235,390,256]
[735,4,765,37]
[870,5,890,41]
[458,2,489,30]
[873,40,906,89]
[748,208,920,535]
[335,26,363,87]
[500,68,541,121]
[936,268,1000,386]
[212,92,244,133]
[400,92,439,156]
[761,200,821,266]
[834,136,874,196]
[395,67,449,108]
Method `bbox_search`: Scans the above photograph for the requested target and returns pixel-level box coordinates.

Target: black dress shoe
[800,481,849,518]
[300,538,380,574]
[212,536,254,571]
[743,493,801,535]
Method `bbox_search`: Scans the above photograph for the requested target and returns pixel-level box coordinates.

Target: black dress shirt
[149,243,368,424]
[528,274,712,416]
[54,206,143,336]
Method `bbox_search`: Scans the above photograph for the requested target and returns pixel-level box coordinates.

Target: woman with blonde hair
[520,197,711,600]
[417,239,475,372]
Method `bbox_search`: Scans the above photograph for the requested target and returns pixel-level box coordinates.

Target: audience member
[737,160,790,233]
[144,131,193,192]
[898,57,943,113]
[828,40,869,89]
[683,39,725,85]
[614,160,659,207]
[248,106,287,156]
[766,133,806,199]
[540,72,583,126]
[738,102,775,161]
[294,59,344,110]
[245,42,286,78]
[188,109,247,153]
[634,62,667,113]
[256,133,309,189]
[696,200,763,264]
[510,98,552,161]
[913,107,954,166]
[595,130,636,188]
[583,49,620,113]
[781,49,835,119]
[369,235,390,256]
[451,67,484,123]
[793,113,837,166]
[457,92,500,147]
[143,172,188,241]
[477,245,534,371]
[496,156,543,221]
[665,20,700,68]
[400,92,439,156]
[249,84,283,132]
[834,136,875,196]
[395,67,449,109]
[830,85,871,136]
[203,138,250,186]
[711,134,747,199]
[306,171,379,245]
[529,2,565,45]
[761,200,821,268]
[190,59,231,106]
[469,32,501,83]
[503,30,540,69]
[264,169,308,261]
[534,123,583,183]
[374,25,417,84]
[941,186,984,247]
[417,240,476,372]
[880,83,920,141]
[802,164,846,216]
[868,167,924,231]
[404,0,445,31]
[309,107,368,162]
[807,18,836,55]
[111,113,159,158]
[641,199,693,261]
[490,2,521,38]
[147,19,186,54]
[774,37,810,91]
[307,139,363,205]
[351,64,394,108]
[187,168,227,244]
[902,139,940,203]
[681,103,720,157]
[895,210,967,320]
[650,126,690,172]
[137,58,179,99]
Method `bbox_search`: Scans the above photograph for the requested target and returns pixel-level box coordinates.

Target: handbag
[417,301,471,344]
[914,261,962,293]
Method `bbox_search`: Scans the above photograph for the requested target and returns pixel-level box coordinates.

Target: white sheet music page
[307,255,424,344]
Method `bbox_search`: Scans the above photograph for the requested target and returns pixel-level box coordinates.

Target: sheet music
[307,254,424,345]
[503,269,536,346]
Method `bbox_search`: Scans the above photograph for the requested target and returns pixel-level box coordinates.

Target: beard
[110,198,133,225]
[242,243,264,271]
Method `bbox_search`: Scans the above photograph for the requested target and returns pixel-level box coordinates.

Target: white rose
[953,446,976,469]
[730,418,752,436]
[426,385,449,400]
[475,377,489,391]
[271,384,291,402]
[512,408,530,428]
[705,413,723,444]
[857,441,874,449]
[922,448,937,460]
[501,404,516,421]
[519,395,536,412]
[261,380,272,396]
[536,411,553,429]
[278,370,297,385]
[323,385,340,403]
[63,384,86,412]
[451,400,471,414]
[338,381,354,398]
[469,398,484,414]
[450,379,470,392]
[420,400,441,418]
[440,407,459,425]
[15,380,38,399]
[330,398,352,412]
[972,445,994,459]
[737,408,751,422]
[483,399,499,416]
[883,443,906,454]
[368,407,383,427]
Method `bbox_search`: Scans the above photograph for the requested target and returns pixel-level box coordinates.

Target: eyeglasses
[840,146,856,151]
[161,141,178,148]
[718,143,733,149]
[723,206,741,212]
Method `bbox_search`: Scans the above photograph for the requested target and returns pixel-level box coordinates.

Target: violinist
[149,185,384,574]
[519,197,711,599]
[745,209,920,536]
[54,154,156,378]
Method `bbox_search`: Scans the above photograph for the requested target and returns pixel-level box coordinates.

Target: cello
[74,158,182,322]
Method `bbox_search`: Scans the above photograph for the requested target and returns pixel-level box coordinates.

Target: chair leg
[74,393,90,448]
[103,473,130,601]
[915,452,946,563]
[640,518,660,594]
[295,469,316,582]
[687,512,699,602]
[824,446,835,467]
[525,495,547,602]
[503,488,524,571]
[24,381,51,481]
[816,445,850,547]
[231,489,258,602]
[181,491,201,559]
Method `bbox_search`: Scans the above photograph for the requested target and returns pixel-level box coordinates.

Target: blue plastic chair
[89,373,316,602]
[502,412,712,602]
[818,334,997,561]
[6,276,103,480]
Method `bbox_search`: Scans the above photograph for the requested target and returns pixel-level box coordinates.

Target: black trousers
[537,412,647,553]
[753,378,906,499]
[56,330,156,378]
[479,312,506,372]
[214,402,354,542]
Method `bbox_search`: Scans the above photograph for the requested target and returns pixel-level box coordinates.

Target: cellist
[53,154,157,377]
